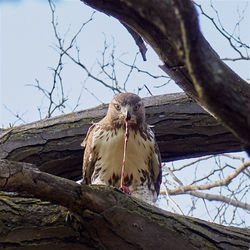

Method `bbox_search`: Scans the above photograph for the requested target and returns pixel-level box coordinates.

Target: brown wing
[153,139,162,195]
[148,126,162,195]
[81,124,99,184]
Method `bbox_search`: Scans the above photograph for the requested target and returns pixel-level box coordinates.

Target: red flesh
[119,120,131,194]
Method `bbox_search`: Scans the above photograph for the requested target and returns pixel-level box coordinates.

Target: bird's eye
[114,104,121,111]
[133,104,141,112]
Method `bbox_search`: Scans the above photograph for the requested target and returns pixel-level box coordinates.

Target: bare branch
[185,190,250,211]
[194,1,250,61]
[3,105,26,126]
[118,58,170,80]
[170,155,215,172]
[67,49,122,93]
[143,84,153,96]
[160,153,250,223]
[121,22,147,61]
[221,57,250,61]
[164,160,250,195]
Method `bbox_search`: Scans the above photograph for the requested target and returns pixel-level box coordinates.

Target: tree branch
[186,190,250,211]
[165,160,250,195]
[0,93,242,180]
[161,157,250,211]
[194,2,250,60]
[0,191,87,249]
[80,0,250,152]
[0,160,249,249]
[121,22,147,61]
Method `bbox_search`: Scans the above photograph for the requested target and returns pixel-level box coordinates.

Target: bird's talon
[119,186,131,195]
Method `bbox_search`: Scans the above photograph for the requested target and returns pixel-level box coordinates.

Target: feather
[81,93,162,203]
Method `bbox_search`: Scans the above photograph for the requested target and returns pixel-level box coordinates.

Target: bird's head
[107,93,145,127]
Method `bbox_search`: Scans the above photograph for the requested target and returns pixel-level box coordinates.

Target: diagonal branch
[160,160,250,210]
[0,159,249,249]
[80,0,250,153]
[0,93,242,181]
[186,190,250,211]
[194,2,250,59]
[121,22,147,61]
[0,160,82,213]
[164,160,250,195]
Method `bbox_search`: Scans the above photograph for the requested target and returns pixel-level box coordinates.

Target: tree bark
[80,0,250,152]
[0,192,90,250]
[1,1,249,248]
[0,93,241,181]
[0,160,249,250]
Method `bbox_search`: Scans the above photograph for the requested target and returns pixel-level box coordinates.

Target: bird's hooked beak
[123,105,134,123]
[125,110,131,122]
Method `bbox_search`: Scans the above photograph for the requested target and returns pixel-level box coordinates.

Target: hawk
[81,93,162,203]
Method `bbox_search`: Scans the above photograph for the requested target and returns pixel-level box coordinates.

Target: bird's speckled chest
[91,126,157,195]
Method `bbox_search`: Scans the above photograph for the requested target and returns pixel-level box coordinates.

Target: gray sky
[0,0,249,225]
[0,0,249,128]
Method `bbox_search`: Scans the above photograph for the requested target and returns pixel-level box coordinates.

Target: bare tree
[32,0,249,227]
[1,0,250,248]
[195,1,250,62]
[160,154,249,227]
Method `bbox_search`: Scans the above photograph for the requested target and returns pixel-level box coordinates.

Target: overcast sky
[0,0,249,127]
[0,0,249,225]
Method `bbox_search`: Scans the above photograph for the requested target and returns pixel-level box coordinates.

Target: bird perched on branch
[81,93,162,203]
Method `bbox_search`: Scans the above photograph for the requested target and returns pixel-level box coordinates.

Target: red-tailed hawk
[81,93,162,203]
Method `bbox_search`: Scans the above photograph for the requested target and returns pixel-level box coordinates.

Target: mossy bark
[1,0,249,248]
[0,161,249,250]
[0,192,90,250]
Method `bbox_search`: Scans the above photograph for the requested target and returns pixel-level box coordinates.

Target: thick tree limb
[0,191,88,249]
[0,160,249,249]
[80,0,250,151]
[0,93,241,180]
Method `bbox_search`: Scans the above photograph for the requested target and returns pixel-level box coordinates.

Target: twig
[201,198,213,222]
[3,105,26,125]
[121,22,147,61]
[143,84,153,96]
[162,182,184,215]
[165,160,250,194]
[118,59,170,79]
[186,190,250,211]
[194,1,250,60]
